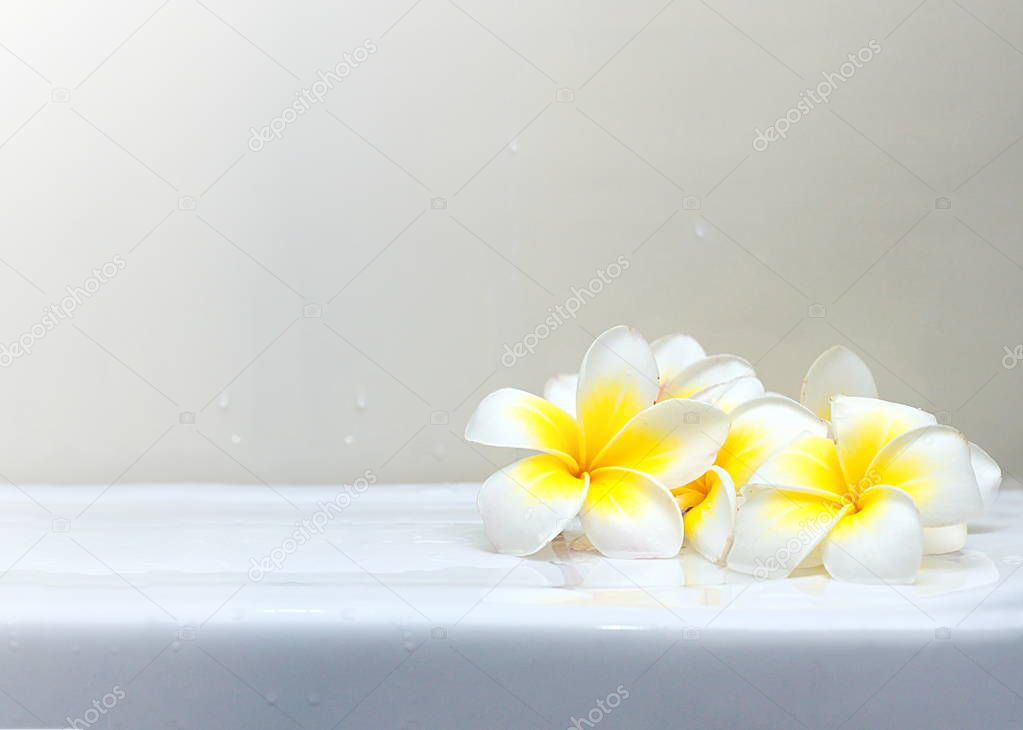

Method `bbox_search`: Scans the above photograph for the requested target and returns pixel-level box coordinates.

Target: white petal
[659,354,755,400]
[866,425,982,526]
[800,346,878,420]
[581,468,683,559]
[477,455,588,556]
[690,375,765,413]
[923,524,967,554]
[576,326,659,465]
[831,395,936,487]
[718,395,828,488]
[726,489,847,579]
[651,334,706,385]
[465,388,579,468]
[822,486,923,584]
[591,398,730,489]
[970,442,1002,511]
[753,433,850,501]
[542,373,578,418]
[683,466,736,564]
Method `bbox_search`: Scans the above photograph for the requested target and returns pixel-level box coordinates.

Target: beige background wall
[0,0,1020,489]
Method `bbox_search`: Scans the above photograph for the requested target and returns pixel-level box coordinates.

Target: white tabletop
[2,482,1021,729]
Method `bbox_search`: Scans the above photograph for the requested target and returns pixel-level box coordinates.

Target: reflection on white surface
[504,531,1000,612]
[0,483,1016,630]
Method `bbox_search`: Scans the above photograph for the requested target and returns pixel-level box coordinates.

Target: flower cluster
[465,327,1001,584]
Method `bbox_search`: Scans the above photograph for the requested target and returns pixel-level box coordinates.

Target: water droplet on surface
[306,692,321,706]
[509,138,520,153]
[694,221,706,239]
[265,692,277,705]
[231,434,242,445]
[354,389,367,411]
[217,391,230,409]
[344,434,355,446]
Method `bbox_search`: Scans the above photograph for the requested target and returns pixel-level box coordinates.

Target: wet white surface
[1,483,1021,729]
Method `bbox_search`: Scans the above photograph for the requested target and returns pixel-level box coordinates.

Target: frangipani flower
[539,334,765,563]
[728,395,984,583]
[466,326,730,558]
[800,346,1002,554]
[673,394,827,563]
[544,333,765,418]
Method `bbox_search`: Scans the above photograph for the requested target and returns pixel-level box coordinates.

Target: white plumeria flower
[800,346,1002,554]
[540,334,766,564]
[728,395,985,583]
[465,326,730,559]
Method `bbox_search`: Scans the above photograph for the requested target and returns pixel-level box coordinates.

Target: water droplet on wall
[231,434,242,445]
[344,434,355,446]
[217,391,230,409]
[355,389,367,411]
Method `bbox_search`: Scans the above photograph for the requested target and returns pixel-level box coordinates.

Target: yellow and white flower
[540,334,766,564]
[800,346,1002,554]
[727,395,984,583]
[466,326,730,558]
[543,333,765,418]
[672,394,827,563]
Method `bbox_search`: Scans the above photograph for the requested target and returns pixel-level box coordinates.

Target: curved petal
[465,388,579,468]
[801,346,878,420]
[659,354,755,400]
[651,334,706,385]
[577,326,659,465]
[690,375,765,413]
[684,466,736,564]
[821,486,922,584]
[718,395,828,489]
[477,454,588,556]
[923,524,967,555]
[726,489,848,579]
[865,425,982,527]
[831,396,936,487]
[970,442,1002,511]
[753,433,849,502]
[591,399,730,488]
[581,468,683,558]
[543,373,578,418]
